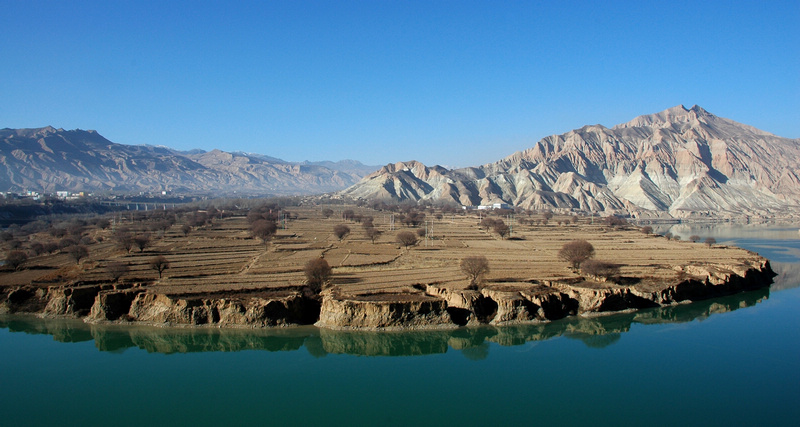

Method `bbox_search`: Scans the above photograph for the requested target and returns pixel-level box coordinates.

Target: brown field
[1,205,758,299]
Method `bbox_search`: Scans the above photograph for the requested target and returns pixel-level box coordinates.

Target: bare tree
[304,257,332,293]
[689,235,701,243]
[364,226,382,243]
[133,233,151,252]
[67,245,89,265]
[460,256,490,290]
[581,259,621,280]
[705,237,717,248]
[181,224,192,237]
[251,219,278,248]
[114,228,134,252]
[322,208,334,219]
[333,224,351,240]
[493,220,510,239]
[641,225,653,235]
[605,216,628,228]
[107,261,129,282]
[558,239,595,270]
[150,255,170,279]
[5,250,27,271]
[664,232,673,241]
[396,231,418,248]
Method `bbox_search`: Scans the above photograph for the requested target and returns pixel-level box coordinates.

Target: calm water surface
[2,224,799,426]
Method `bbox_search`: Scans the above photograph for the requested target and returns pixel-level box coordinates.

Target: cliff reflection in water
[0,287,769,358]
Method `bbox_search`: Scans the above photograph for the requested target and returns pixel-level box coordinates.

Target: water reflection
[0,287,769,358]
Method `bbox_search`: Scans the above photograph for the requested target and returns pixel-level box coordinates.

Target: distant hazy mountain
[342,106,800,217]
[0,126,378,195]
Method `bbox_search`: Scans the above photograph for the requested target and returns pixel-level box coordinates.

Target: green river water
[2,224,799,426]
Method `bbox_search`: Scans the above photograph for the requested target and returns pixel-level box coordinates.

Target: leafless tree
[689,235,701,243]
[705,237,717,248]
[67,245,89,265]
[133,233,151,252]
[5,250,27,271]
[150,255,170,279]
[304,257,332,293]
[107,261,129,282]
[333,224,351,240]
[558,239,595,270]
[460,256,490,289]
[114,228,134,252]
[251,219,278,248]
[322,208,334,219]
[641,225,653,234]
[493,220,510,239]
[581,259,621,280]
[364,226,382,243]
[396,231,418,248]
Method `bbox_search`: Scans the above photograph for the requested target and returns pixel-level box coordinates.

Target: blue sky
[2,0,798,167]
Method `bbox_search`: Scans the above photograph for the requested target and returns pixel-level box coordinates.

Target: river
[1,224,799,426]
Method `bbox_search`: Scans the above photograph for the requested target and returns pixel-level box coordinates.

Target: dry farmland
[1,204,760,300]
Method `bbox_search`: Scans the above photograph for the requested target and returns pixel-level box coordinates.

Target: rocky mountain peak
[613,104,714,130]
[342,106,800,218]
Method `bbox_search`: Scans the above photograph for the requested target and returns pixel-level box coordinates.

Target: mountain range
[342,105,800,218]
[0,126,377,196]
[4,106,799,218]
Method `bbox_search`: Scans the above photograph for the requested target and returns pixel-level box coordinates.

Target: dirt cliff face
[0,258,775,330]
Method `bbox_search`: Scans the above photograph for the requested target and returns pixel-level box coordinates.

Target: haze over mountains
[0,126,377,196]
[343,105,800,217]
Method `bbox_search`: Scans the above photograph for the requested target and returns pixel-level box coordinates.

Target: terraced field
[2,205,758,300]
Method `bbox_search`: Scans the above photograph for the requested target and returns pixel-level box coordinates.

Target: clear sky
[2,0,798,167]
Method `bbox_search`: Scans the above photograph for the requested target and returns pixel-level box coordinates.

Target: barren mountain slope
[342,105,800,217]
[0,127,376,195]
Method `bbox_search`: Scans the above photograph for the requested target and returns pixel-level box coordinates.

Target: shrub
[558,239,595,270]
[304,258,332,293]
[460,256,490,289]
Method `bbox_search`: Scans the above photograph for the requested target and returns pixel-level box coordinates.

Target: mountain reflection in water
[0,287,769,358]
